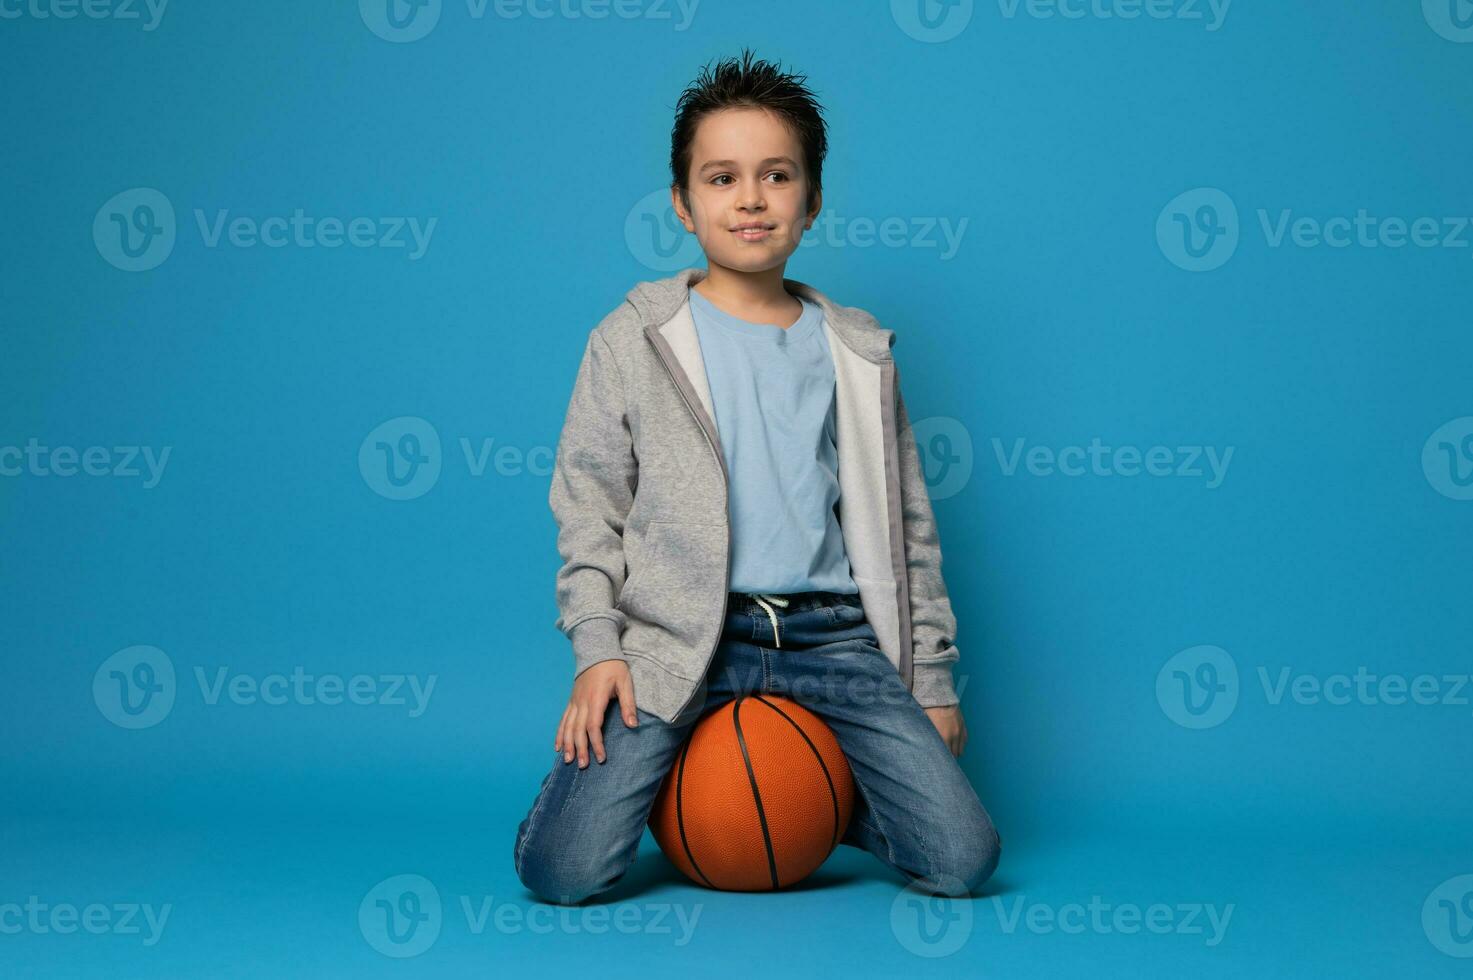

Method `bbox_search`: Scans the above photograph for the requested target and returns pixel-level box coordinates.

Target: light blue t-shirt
[688,287,858,596]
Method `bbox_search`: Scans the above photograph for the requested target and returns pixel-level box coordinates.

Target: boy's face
[671,106,821,274]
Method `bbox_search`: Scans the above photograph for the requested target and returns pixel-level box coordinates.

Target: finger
[615,673,639,727]
[564,702,584,763]
[574,704,591,768]
[560,709,577,763]
[554,702,573,753]
[588,699,609,765]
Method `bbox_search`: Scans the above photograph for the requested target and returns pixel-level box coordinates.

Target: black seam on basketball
[674,735,716,889]
[753,694,843,853]
[732,696,780,889]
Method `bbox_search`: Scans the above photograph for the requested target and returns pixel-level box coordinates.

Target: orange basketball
[649,693,854,891]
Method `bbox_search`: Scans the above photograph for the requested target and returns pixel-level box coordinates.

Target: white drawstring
[750,593,788,648]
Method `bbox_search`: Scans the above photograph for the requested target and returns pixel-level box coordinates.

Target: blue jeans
[513,590,1001,904]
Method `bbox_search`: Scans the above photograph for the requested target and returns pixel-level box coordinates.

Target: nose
[736,178,766,212]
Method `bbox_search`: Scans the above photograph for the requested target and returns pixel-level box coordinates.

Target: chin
[703,243,797,274]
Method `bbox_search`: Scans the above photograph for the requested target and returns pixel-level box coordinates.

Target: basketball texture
[649,694,854,891]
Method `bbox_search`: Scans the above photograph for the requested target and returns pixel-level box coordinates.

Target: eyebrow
[697,156,799,175]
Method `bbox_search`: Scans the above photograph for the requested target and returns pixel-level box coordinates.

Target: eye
[710,174,734,186]
[765,171,791,183]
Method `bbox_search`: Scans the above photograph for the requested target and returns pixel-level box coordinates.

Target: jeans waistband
[727,590,863,615]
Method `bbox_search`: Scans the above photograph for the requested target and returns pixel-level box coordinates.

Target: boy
[514,50,1000,905]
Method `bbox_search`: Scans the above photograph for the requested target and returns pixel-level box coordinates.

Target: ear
[670,184,696,232]
[806,187,823,228]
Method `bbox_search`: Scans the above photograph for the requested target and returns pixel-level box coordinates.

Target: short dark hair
[670,49,828,215]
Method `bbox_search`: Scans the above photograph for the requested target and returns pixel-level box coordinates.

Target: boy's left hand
[924,705,968,757]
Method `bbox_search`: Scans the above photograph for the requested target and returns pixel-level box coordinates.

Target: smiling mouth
[732,225,775,241]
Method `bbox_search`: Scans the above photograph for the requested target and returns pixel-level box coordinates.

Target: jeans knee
[966,822,1003,889]
[515,849,604,906]
[919,820,1001,897]
[514,827,632,906]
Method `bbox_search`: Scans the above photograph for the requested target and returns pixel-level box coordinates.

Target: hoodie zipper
[642,299,917,709]
[644,328,731,723]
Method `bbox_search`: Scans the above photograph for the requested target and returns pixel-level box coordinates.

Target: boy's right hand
[555,659,638,768]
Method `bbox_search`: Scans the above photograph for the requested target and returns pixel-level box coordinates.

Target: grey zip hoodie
[549,267,963,725]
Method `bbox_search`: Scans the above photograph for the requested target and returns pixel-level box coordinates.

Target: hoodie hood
[626,267,896,364]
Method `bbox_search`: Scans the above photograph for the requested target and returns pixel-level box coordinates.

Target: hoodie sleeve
[548,327,635,679]
[893,365,963,708]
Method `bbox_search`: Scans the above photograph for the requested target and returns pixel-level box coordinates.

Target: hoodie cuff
[570,617,626,678]
[911,658,960,709]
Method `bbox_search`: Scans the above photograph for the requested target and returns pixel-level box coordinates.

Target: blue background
[3,1,1471,976]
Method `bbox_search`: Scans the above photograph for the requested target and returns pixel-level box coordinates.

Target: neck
[694,261,792,310]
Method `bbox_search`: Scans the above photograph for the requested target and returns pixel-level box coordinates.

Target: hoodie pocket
[618,520,725,660]
[851,575,902,671]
